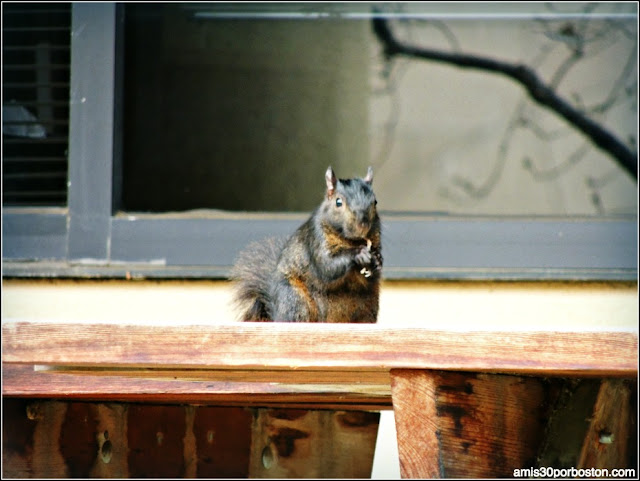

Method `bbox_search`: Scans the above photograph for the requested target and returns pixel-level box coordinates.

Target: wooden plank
[2,398,37,478]
[2,364,391,410]
[3,399,380,478]
[436,372,550,478]
[29,365,392,385]
[389,370,441,478]
[578,379,634,470]
[248,408,380,478]
[126,405,187,477]
[31,401,68,477]
[391,370,552,478]
[88,403,129,477]
[192,406,253,478]
[2,399,255,478]
[2,321,637,377]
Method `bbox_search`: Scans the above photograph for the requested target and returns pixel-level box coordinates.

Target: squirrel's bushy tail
[230,237,285,321]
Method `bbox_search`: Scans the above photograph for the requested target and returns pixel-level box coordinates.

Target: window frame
[2,3,637,281]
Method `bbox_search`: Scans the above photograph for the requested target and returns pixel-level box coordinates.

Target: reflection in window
[121,3,637,216]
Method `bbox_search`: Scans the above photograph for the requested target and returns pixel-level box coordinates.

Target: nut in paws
[360,267,372,278]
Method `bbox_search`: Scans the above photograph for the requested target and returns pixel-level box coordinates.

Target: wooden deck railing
[2,321,638,478]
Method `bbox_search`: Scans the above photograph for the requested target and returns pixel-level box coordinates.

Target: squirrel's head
[322,166,379,240]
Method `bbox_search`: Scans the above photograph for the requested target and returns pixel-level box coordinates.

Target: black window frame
[2,3,637,281]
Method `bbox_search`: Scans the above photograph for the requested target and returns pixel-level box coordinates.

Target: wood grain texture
[390,370,442,478]
[391,370,552,478]
[249,408,380,478]
[2,321,637,376]
[435,372,550,478]
[32,401,68,478]
[2,399,255,478]
[3,319,637,479]
[2,364,391,410]
[89,404,129,478]
[578,379,634,470]
[2,398,37,478]
[192,406,253,478]
[28,365,392,385]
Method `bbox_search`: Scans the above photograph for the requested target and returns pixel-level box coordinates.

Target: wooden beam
[2,321,637,377]
[22,365,391,385]
[391,370,553,478]
[1,399,256,478]
[390,370,441,478]
[578,379,634,470]
[2,364,391,410]
[2,398,382,478]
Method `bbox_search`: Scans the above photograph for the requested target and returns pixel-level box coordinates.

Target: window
[122,4,370,213]
[2,3,637,280]
[122,3,638,216]
[2,3,71,207]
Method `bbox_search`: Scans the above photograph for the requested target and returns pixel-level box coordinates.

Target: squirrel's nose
[356,213,371,234]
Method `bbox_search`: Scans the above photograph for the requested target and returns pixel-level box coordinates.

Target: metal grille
[2,4,71,206]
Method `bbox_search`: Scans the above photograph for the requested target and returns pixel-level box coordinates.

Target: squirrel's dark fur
[230,166,382,323]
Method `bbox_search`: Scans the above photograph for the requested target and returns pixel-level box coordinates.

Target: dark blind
[2,3,71,206]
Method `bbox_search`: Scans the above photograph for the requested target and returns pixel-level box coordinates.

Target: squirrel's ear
[325,166,337,196]
[364,166,374,185]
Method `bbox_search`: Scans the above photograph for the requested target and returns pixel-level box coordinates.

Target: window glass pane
[122,4,370,212]
[370,3,637,216]
[122,3,637,216]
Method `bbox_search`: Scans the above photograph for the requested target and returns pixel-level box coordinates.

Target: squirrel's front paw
[371,249,383,272]
[355,246,372,266]
[356,241,383,278]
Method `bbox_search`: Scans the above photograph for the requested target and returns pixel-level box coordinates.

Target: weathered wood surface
[390,370,441,478]
[391,370,552,478]
[249,409,380,478]
[3,321,637,376]
[2,399,378,479]
[2,399,255,478]
[578,379,634,470]
[2,321,637,479]
[2,364,391,410]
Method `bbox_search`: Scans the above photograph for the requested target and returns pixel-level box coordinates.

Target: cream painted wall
[3,279,637,331]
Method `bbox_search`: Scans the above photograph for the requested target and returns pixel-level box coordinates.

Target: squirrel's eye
[336,198,343,207]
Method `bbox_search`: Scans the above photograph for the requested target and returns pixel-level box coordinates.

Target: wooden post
[578,379,634,470]
[391,370,550,478]
[390,370,442,478]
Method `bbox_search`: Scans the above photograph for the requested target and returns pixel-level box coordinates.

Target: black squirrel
[231,166,382,323]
